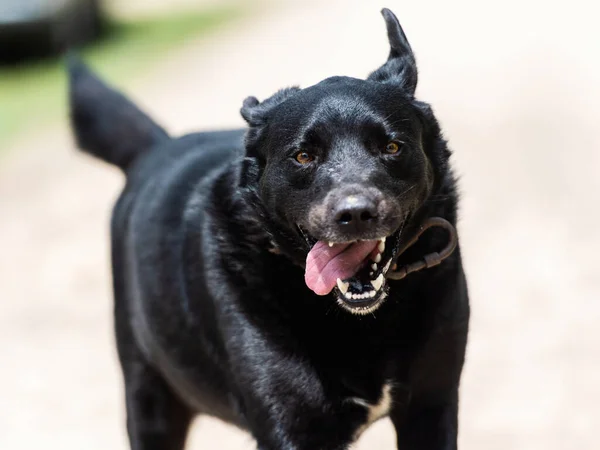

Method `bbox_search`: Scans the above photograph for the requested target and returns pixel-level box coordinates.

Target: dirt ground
[1,0,598,449]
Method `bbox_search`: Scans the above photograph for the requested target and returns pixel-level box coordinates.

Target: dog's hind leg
[120,357,192,450]
[115,307,192,450]
[112,235,192,450]
[114,294,192,450]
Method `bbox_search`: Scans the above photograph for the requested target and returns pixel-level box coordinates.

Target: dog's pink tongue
[305,240,378,295]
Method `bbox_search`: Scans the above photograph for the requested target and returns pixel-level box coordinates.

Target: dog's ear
[68,55,169,170]
[367,8,418,96]
[240,87,301,157]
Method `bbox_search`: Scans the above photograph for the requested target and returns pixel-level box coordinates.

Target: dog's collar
[385,217,457,280]
[267,217,458,280]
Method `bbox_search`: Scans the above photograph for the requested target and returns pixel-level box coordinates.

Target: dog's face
[242,9,443,314]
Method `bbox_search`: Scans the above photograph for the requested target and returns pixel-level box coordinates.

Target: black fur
[70,9,469,450]
[68,55,170,170]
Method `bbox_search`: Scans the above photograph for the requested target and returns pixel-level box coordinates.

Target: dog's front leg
[228,329,365,450]
[243,384,367,450]
[391,389,459,450]
[249,401,361,450]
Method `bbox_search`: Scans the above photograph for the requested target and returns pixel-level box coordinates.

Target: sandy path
[1,0,598,449]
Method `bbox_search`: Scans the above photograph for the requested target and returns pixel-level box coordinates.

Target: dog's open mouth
[302,224,405,315]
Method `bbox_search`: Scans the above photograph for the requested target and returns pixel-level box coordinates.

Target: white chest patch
[349,382,393,440]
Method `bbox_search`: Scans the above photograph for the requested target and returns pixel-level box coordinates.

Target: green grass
[0,6,241,149]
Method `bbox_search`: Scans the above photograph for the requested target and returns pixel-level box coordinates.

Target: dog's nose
[334,195,379,232]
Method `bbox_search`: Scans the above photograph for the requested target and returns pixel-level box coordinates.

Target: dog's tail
[67,55,169,171]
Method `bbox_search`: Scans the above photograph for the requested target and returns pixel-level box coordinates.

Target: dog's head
[241,9,449,315]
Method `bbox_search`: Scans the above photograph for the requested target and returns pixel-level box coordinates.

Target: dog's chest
[349,382,393,439]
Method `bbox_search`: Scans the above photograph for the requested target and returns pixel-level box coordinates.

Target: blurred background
[0,0,598,449]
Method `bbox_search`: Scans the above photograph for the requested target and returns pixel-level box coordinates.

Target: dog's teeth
[374,253,382,263]
[371,274,384,291]
[369,290,376,298]
[328,242,335,247]
[377,238,386,253]
[382,260,391,274]
[345,292,352,299]
[336,278,349,295]
[371,263,378,271]
[349,292,371,300]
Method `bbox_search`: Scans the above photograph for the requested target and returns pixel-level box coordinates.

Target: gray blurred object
[0,0,103,62]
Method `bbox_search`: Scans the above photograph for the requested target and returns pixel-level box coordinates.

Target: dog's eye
[384,141,403,155]
[295,151,315,164]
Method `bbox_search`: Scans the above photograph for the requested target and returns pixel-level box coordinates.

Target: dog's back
[69,58,254,424]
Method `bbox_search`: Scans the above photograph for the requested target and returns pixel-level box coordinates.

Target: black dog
[69,8,469,450]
